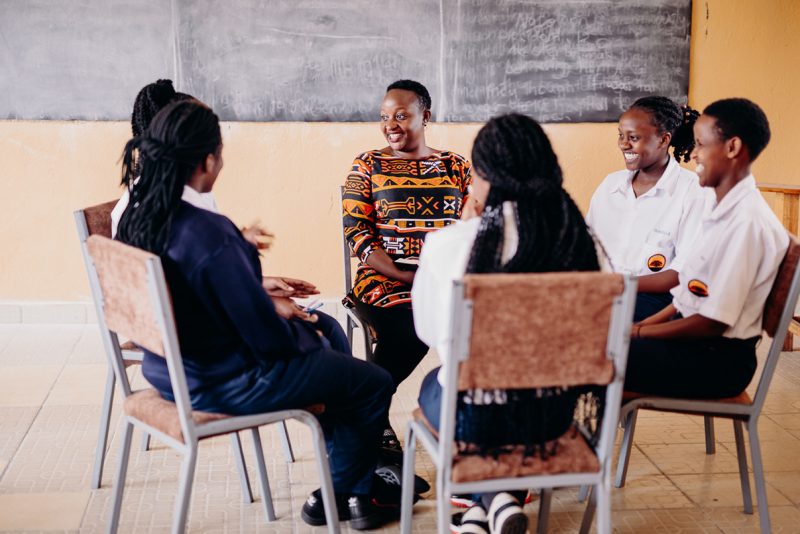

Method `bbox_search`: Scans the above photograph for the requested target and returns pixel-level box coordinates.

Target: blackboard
[0,0,691,123]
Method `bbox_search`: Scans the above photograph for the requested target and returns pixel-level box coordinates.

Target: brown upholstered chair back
[763,233,800,338]
[457,272,624,391]
[86,235,165,356]
[81,200,118,238]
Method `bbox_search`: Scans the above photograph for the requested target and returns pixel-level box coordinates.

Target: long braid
[467,113,599,274]
[457,114,598,458]
[117,99,221,255]
[630,96,699,163]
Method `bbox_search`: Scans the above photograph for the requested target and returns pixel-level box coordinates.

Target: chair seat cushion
[123,389,230,443]
[622,390,753,406]
[412,408,600,483]
[124,389,328,443]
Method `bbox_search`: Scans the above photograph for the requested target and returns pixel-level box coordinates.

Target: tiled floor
[2,324,800,532]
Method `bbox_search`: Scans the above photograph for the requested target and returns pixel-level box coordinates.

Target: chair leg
[578,486,595,534]
[230,432,254,504]
[92,366,116,489]
[536,488,553,534]
[346,315,355,349]
[436,468,450,534]
[140,432,151,452]
[400,424,418,534]
[306,417,339,534]
[577,484,589,502]
[278,420,295,463]
[747,421,772,533]
[363,328,375,363]
[595,482,611,534]
[704,416,716,454]
[251,428,276,521]
[172,446,198,534]
[106,420,133,534]
[733,420,754,514]
[615,409,639,488]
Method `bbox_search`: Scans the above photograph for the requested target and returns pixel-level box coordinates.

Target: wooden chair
[612,234,800,534]
[74,201,294,497]
[83,234,339,534]
[758,183,800,349]
[399,272,637,534]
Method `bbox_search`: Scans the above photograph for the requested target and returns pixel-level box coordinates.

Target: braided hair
[458,114,600,456]
[117,99,221,256]
[126,80,193,186]
[386,79,431,112]
[467,113,599,275]
[629,96,699,163]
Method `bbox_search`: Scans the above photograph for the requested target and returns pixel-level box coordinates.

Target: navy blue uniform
[141,202,394,494]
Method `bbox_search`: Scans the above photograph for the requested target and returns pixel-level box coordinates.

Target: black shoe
[379,426,404,464]
[300,488,350,526]
[348,494,390,530]
[375,463,431,495]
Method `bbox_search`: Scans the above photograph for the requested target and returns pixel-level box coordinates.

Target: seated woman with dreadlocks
[412,113,601,534]
[116,99,408,530]
[111,80,346,350]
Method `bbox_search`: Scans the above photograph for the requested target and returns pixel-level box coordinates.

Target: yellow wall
[1,0,798,301]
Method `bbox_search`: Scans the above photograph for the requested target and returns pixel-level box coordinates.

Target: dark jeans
[314,310,350,354]
[418,368,527,508]
[625,335,759,398]
[634,292,674,323]
[190,348,395,495]
[353,300,429,387]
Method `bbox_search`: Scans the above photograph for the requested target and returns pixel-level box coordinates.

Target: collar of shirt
[610,157,682,198]
[181,185,219,213]
[705,175,757,223]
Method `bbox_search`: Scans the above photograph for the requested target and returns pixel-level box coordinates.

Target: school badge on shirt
[647,254,667,272]
[688,279,709,297]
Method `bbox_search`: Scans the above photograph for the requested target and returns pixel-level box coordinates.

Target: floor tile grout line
[0,328,85,485]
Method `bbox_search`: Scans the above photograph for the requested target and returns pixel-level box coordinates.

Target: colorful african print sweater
[343,150,472,308]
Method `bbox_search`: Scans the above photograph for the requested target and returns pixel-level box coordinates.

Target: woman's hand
[395,270,416,285]
[242,220,274,250]
[263,276,320,298]
[272,296,318,323]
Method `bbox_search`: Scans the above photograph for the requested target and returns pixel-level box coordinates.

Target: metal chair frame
[74,202,294,496]
[399,273,637,534]
[609,235,800,534]
[84,235,339,534]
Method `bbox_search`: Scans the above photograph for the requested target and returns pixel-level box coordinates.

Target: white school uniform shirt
[412,202,519,385]
[586,157,706,276]
[110,183,219,238]
[671,175,789,339]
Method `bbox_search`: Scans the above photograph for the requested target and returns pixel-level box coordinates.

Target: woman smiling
[342,79,472,459]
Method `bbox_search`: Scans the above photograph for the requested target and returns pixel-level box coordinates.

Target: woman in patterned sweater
[342,79,471,456]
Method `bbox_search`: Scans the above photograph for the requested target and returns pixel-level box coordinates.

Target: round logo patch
[688,279,709,297]
[647,254,667,272]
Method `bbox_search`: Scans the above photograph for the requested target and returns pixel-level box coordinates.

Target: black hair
[466,113,600,274]
[126,80,195,187]
[629,96,699,163]
[703,98,771,161]
[386,79,431,112]
[131,79,177,137]
[459,114,600,458]
[117,99,221,255]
